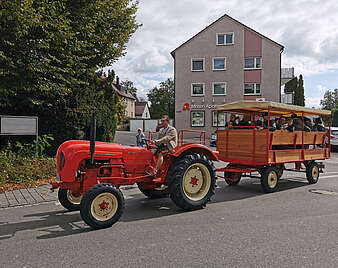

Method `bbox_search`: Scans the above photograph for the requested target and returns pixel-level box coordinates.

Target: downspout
[279,47,284,103]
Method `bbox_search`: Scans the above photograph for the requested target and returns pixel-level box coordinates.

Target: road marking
[309,189,338,196]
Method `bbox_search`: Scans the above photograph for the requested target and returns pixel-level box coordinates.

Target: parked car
[330,127,338,151]
[210,131,217,147]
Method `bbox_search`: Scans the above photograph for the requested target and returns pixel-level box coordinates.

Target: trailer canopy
[216,101,331,116]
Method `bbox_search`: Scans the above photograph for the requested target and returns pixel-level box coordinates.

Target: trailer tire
[80,183,125,229]
[137,183,169,199]
[58,189,82,211]
[168,153,216,211]
[306,161,320,184]
[224,164,242,186]
[261,166,279,193]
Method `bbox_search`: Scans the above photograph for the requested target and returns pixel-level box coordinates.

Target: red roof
[112,84,136,100]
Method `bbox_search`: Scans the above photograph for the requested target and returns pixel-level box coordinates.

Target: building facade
[171,14,284,137]
[112,78,136,118]
[135,101,151,119]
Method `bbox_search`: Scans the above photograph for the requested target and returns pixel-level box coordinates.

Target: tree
[0,0,140,153]
[121,79,138,100]
[284,75,305,106]
[320,89,338,110]
[147,78,174,118]
[295,74,305,106]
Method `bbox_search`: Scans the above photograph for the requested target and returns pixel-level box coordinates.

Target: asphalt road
[1,153,338,267]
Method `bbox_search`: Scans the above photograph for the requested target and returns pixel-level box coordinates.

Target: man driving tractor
[150,115,177,175]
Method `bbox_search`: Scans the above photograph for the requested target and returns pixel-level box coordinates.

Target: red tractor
[51,112,218,229]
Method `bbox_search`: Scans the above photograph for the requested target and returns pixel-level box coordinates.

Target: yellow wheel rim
[268,171,278,188]
[90,193,118,221]
[67,190,82,205]
[182,163,211,201]
[312,165,319,181]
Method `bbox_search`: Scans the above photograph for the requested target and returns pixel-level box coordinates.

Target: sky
[104,0,338,108]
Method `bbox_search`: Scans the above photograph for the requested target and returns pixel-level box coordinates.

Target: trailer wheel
[275,163,285,178]
[261,166,279,193]
[80,183,125,229]
[58,189,82,211]
[137,183,169,199]
[306,161,320,184]
[224,164,242,186]
[168,153,216,211]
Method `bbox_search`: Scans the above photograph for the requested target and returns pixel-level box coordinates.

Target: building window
[191,58,204,71]
[191,111,205,127]
[212,82,226,95]
[212,111,227,127]
[213,57,226,71]
[191,83,205,96]
[244,57,262,69]
[216,33,234,45]
[244,83,261,95]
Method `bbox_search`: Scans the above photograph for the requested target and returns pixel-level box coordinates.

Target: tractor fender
[172,144,219,161]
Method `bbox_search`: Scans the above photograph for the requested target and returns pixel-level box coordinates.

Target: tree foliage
[0,0,140,153]
[284,75,305,106]
[320,89,338,111]
[121,79,138,100]
[147,78,174,119]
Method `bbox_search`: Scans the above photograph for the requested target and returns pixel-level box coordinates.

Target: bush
[0,150,55,188]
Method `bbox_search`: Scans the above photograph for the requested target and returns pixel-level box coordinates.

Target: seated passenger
[233,116,240,127]
[291,114,302,131]
[228,114,236,128]
[254,114,263,129]
[304,117,313,132]
[285,118,295,132]
[275,117,283,130]
[239,114,251,128]
[313,117,326,132]
[263,113,276,130]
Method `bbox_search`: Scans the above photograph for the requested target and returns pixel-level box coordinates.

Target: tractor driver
[150,115,177,175]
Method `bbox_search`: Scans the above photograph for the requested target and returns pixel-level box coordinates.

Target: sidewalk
[0,184,57,209]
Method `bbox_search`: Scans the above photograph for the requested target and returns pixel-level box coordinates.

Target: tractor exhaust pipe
[90,107,97,165]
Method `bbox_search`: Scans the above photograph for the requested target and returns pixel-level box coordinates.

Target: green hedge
[0,151,55,187]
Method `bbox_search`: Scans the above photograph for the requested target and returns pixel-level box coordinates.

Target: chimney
[116,76,120,86]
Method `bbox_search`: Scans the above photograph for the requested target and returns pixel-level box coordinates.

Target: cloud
[305,97,321,108]
[106,0,338,99]
[316,84,327,93]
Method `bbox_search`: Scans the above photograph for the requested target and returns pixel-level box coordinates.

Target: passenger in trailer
[313,117,326,132]
[254,114,263,129]
[285,118,295,132]
[239,113,251,128]
[228,114,237,127]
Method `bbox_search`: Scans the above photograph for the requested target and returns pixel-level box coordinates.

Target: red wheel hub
[190,176,198,187]
[99,201,108,210]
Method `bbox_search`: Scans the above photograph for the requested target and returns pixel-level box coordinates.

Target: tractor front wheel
[137,183,169,199]
[168,153,216,211]
[58,189,82,211]
[80,183,125,229]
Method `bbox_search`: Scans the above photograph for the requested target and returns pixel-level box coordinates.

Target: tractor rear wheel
[224,163,242,186]
[58,189,82,211]
[137,183,169,199]
[261,166,279,193]
[306,161,320,184]
[80,183,125,229]
[168,153,216,211]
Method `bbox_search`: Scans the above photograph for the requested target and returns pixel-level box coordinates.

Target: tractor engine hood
[56,140,148,182]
